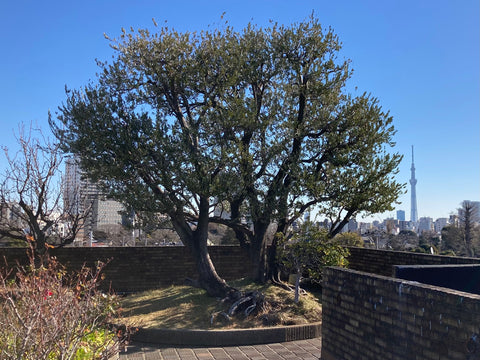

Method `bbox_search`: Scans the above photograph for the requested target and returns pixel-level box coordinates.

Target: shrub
[277,223,349,302]
[0,248,129,359]
[334,232,364,247]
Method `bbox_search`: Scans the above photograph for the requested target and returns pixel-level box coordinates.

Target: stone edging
[131,322,322,346]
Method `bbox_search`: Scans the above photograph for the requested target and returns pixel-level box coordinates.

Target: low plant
[277,223,349,303]
[0,248,130,359]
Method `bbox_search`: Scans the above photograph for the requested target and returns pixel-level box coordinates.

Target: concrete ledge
[132,322,322,346]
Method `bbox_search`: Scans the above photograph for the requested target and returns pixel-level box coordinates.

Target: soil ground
[118,278,322,330]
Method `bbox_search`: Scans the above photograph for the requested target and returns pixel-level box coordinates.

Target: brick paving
[118,338,322,360]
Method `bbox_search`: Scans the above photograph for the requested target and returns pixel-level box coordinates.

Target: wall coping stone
[328,266,480,299]
[131,322,322,346]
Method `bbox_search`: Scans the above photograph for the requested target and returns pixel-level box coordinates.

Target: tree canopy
[51,15,403,293]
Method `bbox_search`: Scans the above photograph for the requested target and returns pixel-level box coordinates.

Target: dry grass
[118,278,322,330]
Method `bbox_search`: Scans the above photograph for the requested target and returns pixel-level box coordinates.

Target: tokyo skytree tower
[410,145,418,223]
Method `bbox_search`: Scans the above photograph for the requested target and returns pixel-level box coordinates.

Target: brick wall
[347,246,480,276]
[322,267,480,360]
[322,248,480,360]
[2,246,479,293]
[0,246,252,292]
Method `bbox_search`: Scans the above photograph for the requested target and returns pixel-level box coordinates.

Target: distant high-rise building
[358,222,372,234]
[398,220,410,232]
[64,157,124,242]
[64,157,98,215]
[384,218,399,235]
[473,201,480,223]
[396,210,405,221]
[410,146,418,223]
[449,214,459,227]
[93,197,124,228]
[348,218,358,232]
[434,218,448,233]
[418,217,433,234]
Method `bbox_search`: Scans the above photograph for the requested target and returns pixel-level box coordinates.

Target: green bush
[277,223,349,302]
[334,232,364,247]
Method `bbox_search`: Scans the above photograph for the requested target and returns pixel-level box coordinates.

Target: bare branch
[0,123,90,250]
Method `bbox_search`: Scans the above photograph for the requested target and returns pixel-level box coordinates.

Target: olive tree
[51,16,403,295]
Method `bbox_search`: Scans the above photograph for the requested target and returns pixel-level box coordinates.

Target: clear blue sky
[0,0,478,222]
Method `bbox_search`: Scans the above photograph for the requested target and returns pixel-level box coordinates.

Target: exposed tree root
[270,277,294,291]
[210,311,230,325]
[227,290,264,317]
[210,289,266,325]
[270,277,310,298]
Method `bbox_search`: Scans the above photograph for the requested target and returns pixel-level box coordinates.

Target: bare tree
[0,124,90,253]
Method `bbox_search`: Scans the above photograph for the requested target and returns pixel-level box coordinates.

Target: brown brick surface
[0,246,252,292]
[322,266,480,360]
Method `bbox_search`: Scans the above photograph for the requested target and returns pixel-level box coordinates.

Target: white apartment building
[64,157,125,242]
[434,218,449,233]
[417,217,433,234]
[358,222,372,234]
[94,198,124,227]
[64,156,99,214]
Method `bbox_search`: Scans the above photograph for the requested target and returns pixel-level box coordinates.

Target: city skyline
[0,1,478,222]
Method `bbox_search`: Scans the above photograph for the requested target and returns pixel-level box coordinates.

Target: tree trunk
[251,240,267,283]
[230,199,250,250]
[267,216,291,282]
[250,220,269,283]
[171,197,235,298]
[190,231,235,298]
[267,231,283,283]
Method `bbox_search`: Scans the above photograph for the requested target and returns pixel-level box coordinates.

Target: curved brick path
[118,338,322,359]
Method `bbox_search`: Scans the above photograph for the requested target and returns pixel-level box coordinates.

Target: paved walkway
[118,338,322,359]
